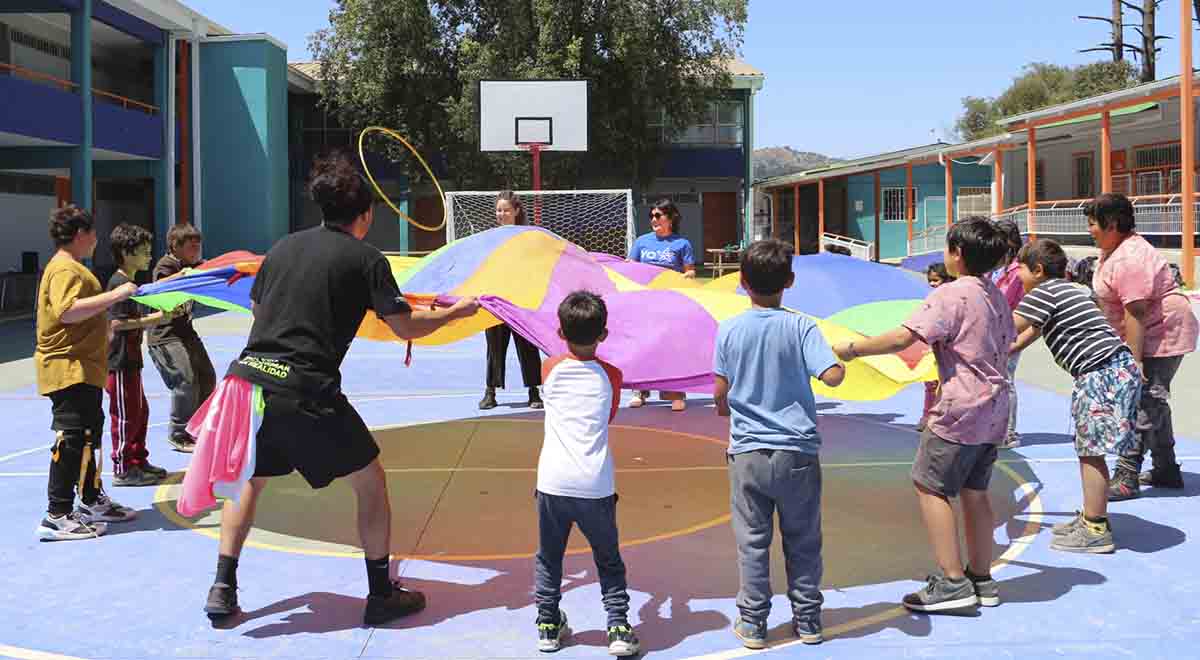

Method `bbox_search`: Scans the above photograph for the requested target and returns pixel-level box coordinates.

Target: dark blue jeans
[534,491,630,626]
[728,449,824,626]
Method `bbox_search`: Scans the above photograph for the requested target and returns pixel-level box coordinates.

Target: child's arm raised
[831,327,918,361]
[713,375,731,417]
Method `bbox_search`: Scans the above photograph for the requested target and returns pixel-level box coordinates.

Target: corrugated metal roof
[997,74,1194,127]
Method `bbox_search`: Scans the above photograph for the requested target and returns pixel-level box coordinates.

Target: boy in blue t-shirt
[714,239,845,649]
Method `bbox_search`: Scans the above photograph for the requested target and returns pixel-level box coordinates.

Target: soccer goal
[445,189,636,257]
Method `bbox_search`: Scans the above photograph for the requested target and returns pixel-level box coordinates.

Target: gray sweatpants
[147,338,216,440]
[728,449,823,626]
[1118,355,1184,473]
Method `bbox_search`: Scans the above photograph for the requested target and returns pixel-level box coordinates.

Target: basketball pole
[528,143,543,226]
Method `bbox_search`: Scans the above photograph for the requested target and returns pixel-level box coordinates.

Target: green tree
[956,60,1138,141]
[310,0,747,190]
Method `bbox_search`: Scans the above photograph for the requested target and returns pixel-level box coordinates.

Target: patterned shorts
[1071,350,1142,457]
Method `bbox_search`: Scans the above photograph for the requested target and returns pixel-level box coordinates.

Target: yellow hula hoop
[357,126,447,232]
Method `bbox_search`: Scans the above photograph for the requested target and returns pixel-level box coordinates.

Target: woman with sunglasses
[627,198,695,411]
[479,191,544,410]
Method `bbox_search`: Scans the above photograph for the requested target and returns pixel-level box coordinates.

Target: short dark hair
[309,149,374,226]
[1017,238,1069,279]
[740,239,794,295]
[558,290,607,345]
[167,223,202,252]
[926,262,955,282]
[495,190,526,225]
[1083,193,1135,233]
[49,205,94,247]
[993,218,1023,259]
[110,223,153,265]
[651,198,682,233]
[946,216,1008,276]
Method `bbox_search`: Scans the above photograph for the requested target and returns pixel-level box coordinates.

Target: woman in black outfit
[479,191,543,410]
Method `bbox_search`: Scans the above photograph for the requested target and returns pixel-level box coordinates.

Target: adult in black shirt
[204,152,478,627]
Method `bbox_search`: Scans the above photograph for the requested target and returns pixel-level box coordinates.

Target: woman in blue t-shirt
[628,198,695,411]
[479,191,543,410]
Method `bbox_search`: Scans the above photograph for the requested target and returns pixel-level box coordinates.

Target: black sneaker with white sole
[75,493,137,523]
[902,574,979,612]
[363,583,426,626]
[607,623,640,656]
[537,610,569,652]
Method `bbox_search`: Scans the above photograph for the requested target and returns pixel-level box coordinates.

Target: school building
[755,74,1200,285]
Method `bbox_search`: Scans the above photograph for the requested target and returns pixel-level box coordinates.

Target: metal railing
[0,62,158,115]
[993,194,1199,236]
[822,233,874,260]
[907,223,947,256]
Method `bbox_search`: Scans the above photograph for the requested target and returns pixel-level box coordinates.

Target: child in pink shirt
[992,219,1026,448]
[918,263,955,431]
[835,217,1014,613]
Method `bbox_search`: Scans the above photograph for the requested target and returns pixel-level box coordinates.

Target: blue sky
[186,0,1198,158]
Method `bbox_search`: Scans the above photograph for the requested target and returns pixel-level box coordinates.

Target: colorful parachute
[134,226,935,400]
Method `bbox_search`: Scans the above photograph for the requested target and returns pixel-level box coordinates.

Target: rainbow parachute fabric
[134,226,935,400]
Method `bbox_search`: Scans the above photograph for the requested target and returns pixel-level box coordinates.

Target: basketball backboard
[478,79,588,152]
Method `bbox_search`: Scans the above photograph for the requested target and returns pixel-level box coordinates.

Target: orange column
[905,163,914,241]
[792,183,800,254]
[817,179,825,251]
[1101,111,1113,194]
[944,157,954,224]
[873,171,881,262]
[992,149,1003,215]
[55,177,70,207]
[771,190,779,239]
[1182,0,1196,287]
[1028,126,1038,238]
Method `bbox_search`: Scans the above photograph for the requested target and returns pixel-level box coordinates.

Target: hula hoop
[357,126,447,232]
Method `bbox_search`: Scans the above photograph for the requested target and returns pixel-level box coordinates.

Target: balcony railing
[0,62,157,115]
[908,194,1200,255]
[823,232,875,261]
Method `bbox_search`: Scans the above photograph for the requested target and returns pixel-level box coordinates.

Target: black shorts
[48,383,104,432]
[910,428,998,497]
[252,391,380,489]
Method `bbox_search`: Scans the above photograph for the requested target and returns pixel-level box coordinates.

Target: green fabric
[133,292,251,314]
[825,299,923,336]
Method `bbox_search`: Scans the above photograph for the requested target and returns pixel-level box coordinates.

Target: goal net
[445,189,635,257]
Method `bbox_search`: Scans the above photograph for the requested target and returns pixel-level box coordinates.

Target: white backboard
[479,79,588,152]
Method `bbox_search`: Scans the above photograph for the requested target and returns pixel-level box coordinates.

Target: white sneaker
[36,512,107,541]
[76,493,137,524]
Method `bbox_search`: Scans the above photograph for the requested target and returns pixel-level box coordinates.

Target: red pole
[530,144,543,226]
[1181,0,1196,288]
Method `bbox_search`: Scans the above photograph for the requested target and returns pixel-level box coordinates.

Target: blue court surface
[1,314,1197,660]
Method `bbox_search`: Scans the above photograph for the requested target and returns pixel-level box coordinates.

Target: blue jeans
[534,491,630,626]
[728,449,823,625]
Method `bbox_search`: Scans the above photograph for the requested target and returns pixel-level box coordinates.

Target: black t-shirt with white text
[227,225,412,398]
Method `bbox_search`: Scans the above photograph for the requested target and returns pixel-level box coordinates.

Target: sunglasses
[650,211,665,219]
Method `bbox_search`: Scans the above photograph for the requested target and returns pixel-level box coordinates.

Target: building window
[881,187,916,222]
[1035,160,1045,200]
[1137,171,1163,196]
[648,101,744,147]
[1073,153,1095,199]
[1112,173,1133,196]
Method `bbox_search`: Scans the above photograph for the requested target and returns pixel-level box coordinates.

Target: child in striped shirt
[1010,238,1140,554]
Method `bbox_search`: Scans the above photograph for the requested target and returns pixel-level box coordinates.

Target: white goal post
[445,189,636,257]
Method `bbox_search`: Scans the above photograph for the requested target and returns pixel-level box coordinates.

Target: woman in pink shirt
[1086,193,1199,500]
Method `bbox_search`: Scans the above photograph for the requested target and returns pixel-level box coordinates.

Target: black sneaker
[528,388,544,410]
[902,574,979,612]
[363,583,426,626]
[112,467,163,487]
[1107,467,1141,501]
[142,462,169,478]
[732,616,766,649]
[478,389,498,410]
[607,623,640,656]
[537,609,569,653]
[1139,463,1185,489]
[204,582,238,619]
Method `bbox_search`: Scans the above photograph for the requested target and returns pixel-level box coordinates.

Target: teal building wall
[200,38,289,256]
